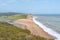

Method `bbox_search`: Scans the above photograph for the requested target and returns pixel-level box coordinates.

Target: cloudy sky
[0,0,60,14]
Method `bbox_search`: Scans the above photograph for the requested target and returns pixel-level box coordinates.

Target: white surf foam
[33,16,60,40]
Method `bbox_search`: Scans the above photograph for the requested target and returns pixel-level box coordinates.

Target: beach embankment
[14,14,54,40]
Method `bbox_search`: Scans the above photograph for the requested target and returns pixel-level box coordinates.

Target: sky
[0,0,60,14]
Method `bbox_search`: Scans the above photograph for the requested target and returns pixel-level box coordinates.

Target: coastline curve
[33,16,60,40]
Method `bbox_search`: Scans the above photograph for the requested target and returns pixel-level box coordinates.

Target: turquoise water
[34,15,60,34]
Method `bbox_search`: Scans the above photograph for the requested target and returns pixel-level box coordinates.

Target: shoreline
[33,16,60,40]
[14,14,55,40]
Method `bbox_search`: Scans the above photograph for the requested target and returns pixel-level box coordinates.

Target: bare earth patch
[14,14,54,40]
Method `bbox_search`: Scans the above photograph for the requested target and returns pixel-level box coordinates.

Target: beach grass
[0,14,27,20]
[0,14,54,40]
[0,22,51,40]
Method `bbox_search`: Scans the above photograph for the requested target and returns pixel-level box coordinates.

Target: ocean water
[33,14,60,40]
[33,14,60,34]
[36,16,60,34]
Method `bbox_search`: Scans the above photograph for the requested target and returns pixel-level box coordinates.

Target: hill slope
[0,22,48,40]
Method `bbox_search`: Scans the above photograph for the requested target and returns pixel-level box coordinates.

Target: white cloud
[0,0,17,6]
[19,0,34,2]
[1,3,7,6]
[0,0,48,6]
[20,0,48,3]
[6,0,17,3]
[0,0,7,6]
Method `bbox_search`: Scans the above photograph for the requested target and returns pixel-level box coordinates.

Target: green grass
[0,14,27,20]
[0,22,54,40]
[0,14,54,40]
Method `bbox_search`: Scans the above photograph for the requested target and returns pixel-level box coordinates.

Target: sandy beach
[14,14,54,40]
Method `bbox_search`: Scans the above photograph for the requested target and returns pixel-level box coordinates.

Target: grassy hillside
[0,14,27,20]
[0,22,53,40]
[0,14,54,40]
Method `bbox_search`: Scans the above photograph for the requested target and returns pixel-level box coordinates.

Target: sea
[33,14,60,40]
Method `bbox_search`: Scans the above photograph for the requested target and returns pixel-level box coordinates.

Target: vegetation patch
[0,13,54,40]
[0,22,54,40]
[0,14,27,20]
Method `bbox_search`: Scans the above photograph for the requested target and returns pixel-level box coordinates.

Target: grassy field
[0,22,52,40]
[0,14,27,20]
[0,14,54,40]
